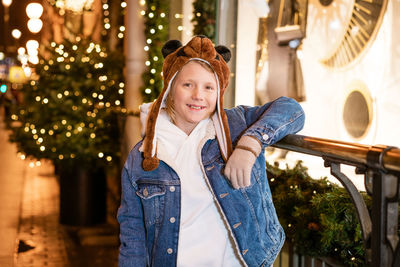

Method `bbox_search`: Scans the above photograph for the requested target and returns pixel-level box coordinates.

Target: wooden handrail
[273,134,400,172]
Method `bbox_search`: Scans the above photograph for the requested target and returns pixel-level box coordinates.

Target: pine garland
[140,0,170,102]
[267,161,392,266]
[191,0,217,41]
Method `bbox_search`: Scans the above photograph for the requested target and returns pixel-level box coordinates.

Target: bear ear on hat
[215,45,231,63]
[162,40,183,58]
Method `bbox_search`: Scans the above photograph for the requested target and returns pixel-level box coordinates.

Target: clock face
[304,0,388,68]
[304,0,355,61]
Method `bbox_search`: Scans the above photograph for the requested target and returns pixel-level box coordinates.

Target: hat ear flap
[162,40,183,58]
[215,45,231,63]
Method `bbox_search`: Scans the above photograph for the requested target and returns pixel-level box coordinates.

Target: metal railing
[272,134,400,267]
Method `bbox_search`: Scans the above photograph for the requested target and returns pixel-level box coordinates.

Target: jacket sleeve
[233,96,305,148]
[117,166,147,267]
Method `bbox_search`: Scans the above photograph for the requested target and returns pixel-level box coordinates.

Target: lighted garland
[191,0,217,41]
[139,0,170,102]
[100,0,127,47]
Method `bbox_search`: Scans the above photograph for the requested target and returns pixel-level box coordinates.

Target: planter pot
[59,166,106,226]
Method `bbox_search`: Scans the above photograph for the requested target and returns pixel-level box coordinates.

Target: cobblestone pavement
[1,108,119,267]
[15,162,70,267]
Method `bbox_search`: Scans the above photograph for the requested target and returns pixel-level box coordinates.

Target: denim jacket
[118,96,305,267]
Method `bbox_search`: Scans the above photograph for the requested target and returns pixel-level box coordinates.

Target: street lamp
[26,3,43,18]
[26,40,39,51]
[2,0,12,7]
[27,19,43,33]
[26,3,43,34]
[11,29,21,40]
[1,0,12,53]
[26,40,39,65]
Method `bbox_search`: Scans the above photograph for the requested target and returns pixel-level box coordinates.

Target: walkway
[0,108,119,266]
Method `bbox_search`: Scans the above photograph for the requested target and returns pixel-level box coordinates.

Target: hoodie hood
[141,36,232,171]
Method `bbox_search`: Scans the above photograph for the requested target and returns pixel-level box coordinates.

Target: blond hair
[165,60,215,124]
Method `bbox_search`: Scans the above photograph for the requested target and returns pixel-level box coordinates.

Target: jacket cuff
[243,127,275,148]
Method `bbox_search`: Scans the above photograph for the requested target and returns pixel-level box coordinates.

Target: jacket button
[169,217,176,223]
[262,134,269,141]
[169,186,175,192]
[167,248,173,254]
[143,187,149,197]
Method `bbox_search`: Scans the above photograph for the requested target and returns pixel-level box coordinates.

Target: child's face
[171,61,218,134]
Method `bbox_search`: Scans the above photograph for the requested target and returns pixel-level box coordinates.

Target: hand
[224,136,261,189]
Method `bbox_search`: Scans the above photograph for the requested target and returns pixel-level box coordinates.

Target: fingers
[243,168,251,187]
[229,168,240,189]
[224,148,256,189]
[225,165,251,189]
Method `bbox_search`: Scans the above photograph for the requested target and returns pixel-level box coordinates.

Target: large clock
[305,0,388,68]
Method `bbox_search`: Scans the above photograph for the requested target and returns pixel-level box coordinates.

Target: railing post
[370,171,399,267]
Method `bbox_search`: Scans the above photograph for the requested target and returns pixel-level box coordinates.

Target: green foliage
[192,0,217,41]
[267,161,369,266]
[7,38,125,168]
[140,0,170,102]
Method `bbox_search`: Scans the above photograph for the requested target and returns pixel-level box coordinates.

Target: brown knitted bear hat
[142,35,232,171]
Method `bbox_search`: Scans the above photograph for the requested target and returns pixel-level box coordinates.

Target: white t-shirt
[156,111,242,267]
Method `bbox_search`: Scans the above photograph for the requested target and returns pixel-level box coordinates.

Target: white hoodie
[139,104,242,267]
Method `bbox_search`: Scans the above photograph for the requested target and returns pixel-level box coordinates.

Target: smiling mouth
[187,104,206,110]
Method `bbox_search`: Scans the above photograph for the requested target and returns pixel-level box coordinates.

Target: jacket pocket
[263,193,282,244]
[135,179,167,226]
[136,184,166,199]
